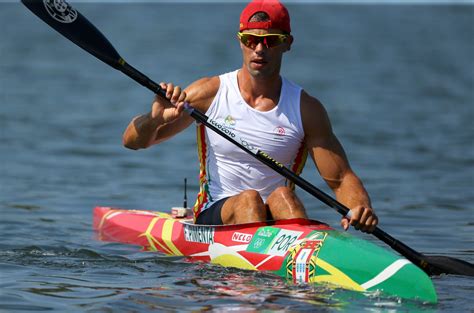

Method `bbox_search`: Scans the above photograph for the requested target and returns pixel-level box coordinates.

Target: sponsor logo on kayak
[252,238,266,249]
[209,118,236,138]
[231,232,253,243]
[257,228,276,238]
[184,225,214,244]
[43,0,78,24]
[247,227,280,253]
[267,229,303,256]
[247,227,302,256]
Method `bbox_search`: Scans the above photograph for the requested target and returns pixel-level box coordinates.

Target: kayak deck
[93,206,437,303]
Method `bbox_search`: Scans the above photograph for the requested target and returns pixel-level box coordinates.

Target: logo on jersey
[273,126,286,140]
[209,118,236,138]
[224,115,236,129]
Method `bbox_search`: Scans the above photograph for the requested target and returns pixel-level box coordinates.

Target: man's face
[239,28,292,79]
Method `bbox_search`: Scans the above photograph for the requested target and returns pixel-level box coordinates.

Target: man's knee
[267,186,307,220]
[276,186,294,195]
[229,190,266,223]
[240,189,264,204]
[270,186,295,200]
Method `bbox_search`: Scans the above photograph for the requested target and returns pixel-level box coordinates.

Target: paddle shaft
[22,0,472,277]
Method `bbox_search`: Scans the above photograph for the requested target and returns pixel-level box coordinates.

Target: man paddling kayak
[123,0,378,232]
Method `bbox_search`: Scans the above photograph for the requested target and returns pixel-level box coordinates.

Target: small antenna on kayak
[172,178,190,218]
[183,178,188,208]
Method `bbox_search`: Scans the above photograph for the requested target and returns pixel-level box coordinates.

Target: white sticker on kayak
[294,248,313,283]
[43,0,78,24]
[231,232,253,243]
[184,225,215,244]
[267,230,303,256]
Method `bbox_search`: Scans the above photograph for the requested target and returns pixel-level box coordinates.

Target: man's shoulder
[300,90,332,134]
[186,76,221,112]
[187,76,220,96]
[300,90,325,112]
[195,69,237,88]
[280,77,324,110]
[191,75,220,88]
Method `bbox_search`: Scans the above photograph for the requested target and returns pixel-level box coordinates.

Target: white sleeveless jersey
[193,70,307,220]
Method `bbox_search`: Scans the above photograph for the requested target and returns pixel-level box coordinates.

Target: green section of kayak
[274,229,437,303]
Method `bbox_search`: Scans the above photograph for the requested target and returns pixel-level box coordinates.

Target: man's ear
[286,35,294,51]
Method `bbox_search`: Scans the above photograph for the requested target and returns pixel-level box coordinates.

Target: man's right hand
[151,82,187,124]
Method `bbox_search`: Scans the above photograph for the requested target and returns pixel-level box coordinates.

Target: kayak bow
[93,206,437,303]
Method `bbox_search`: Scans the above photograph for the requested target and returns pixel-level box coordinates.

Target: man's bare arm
[301,91,377,232]
[122,76,219,150]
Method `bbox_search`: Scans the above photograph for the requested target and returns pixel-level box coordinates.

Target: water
[1,2,473,312]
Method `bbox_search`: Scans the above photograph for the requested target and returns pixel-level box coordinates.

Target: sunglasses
[237,32,289,49]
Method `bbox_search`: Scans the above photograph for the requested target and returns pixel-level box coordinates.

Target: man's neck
[237,69,282,111]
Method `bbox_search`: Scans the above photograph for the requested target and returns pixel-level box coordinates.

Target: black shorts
[195,197,229,225]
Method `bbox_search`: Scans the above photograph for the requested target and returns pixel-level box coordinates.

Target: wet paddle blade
[22,0,163,95]
[22,0,122,69]
[424,255,474,276]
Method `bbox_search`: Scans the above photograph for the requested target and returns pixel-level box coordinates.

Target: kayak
[93,206,437,303]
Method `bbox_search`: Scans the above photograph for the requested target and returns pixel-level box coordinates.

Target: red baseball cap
[239,0,291,34]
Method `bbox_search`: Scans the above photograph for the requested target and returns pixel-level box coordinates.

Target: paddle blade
[424,255,474,276]
[22,0,122,69]
[371,226,473,276]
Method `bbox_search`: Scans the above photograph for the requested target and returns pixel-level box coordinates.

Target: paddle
[22,0,474,277]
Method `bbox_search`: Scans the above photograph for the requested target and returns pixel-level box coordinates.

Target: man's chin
[248,67,272,79]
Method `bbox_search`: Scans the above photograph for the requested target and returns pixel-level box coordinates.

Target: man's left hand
[340,205,378,233]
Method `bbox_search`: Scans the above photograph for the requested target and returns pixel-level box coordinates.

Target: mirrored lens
[239,34,286,49]
[265,36,284,47]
